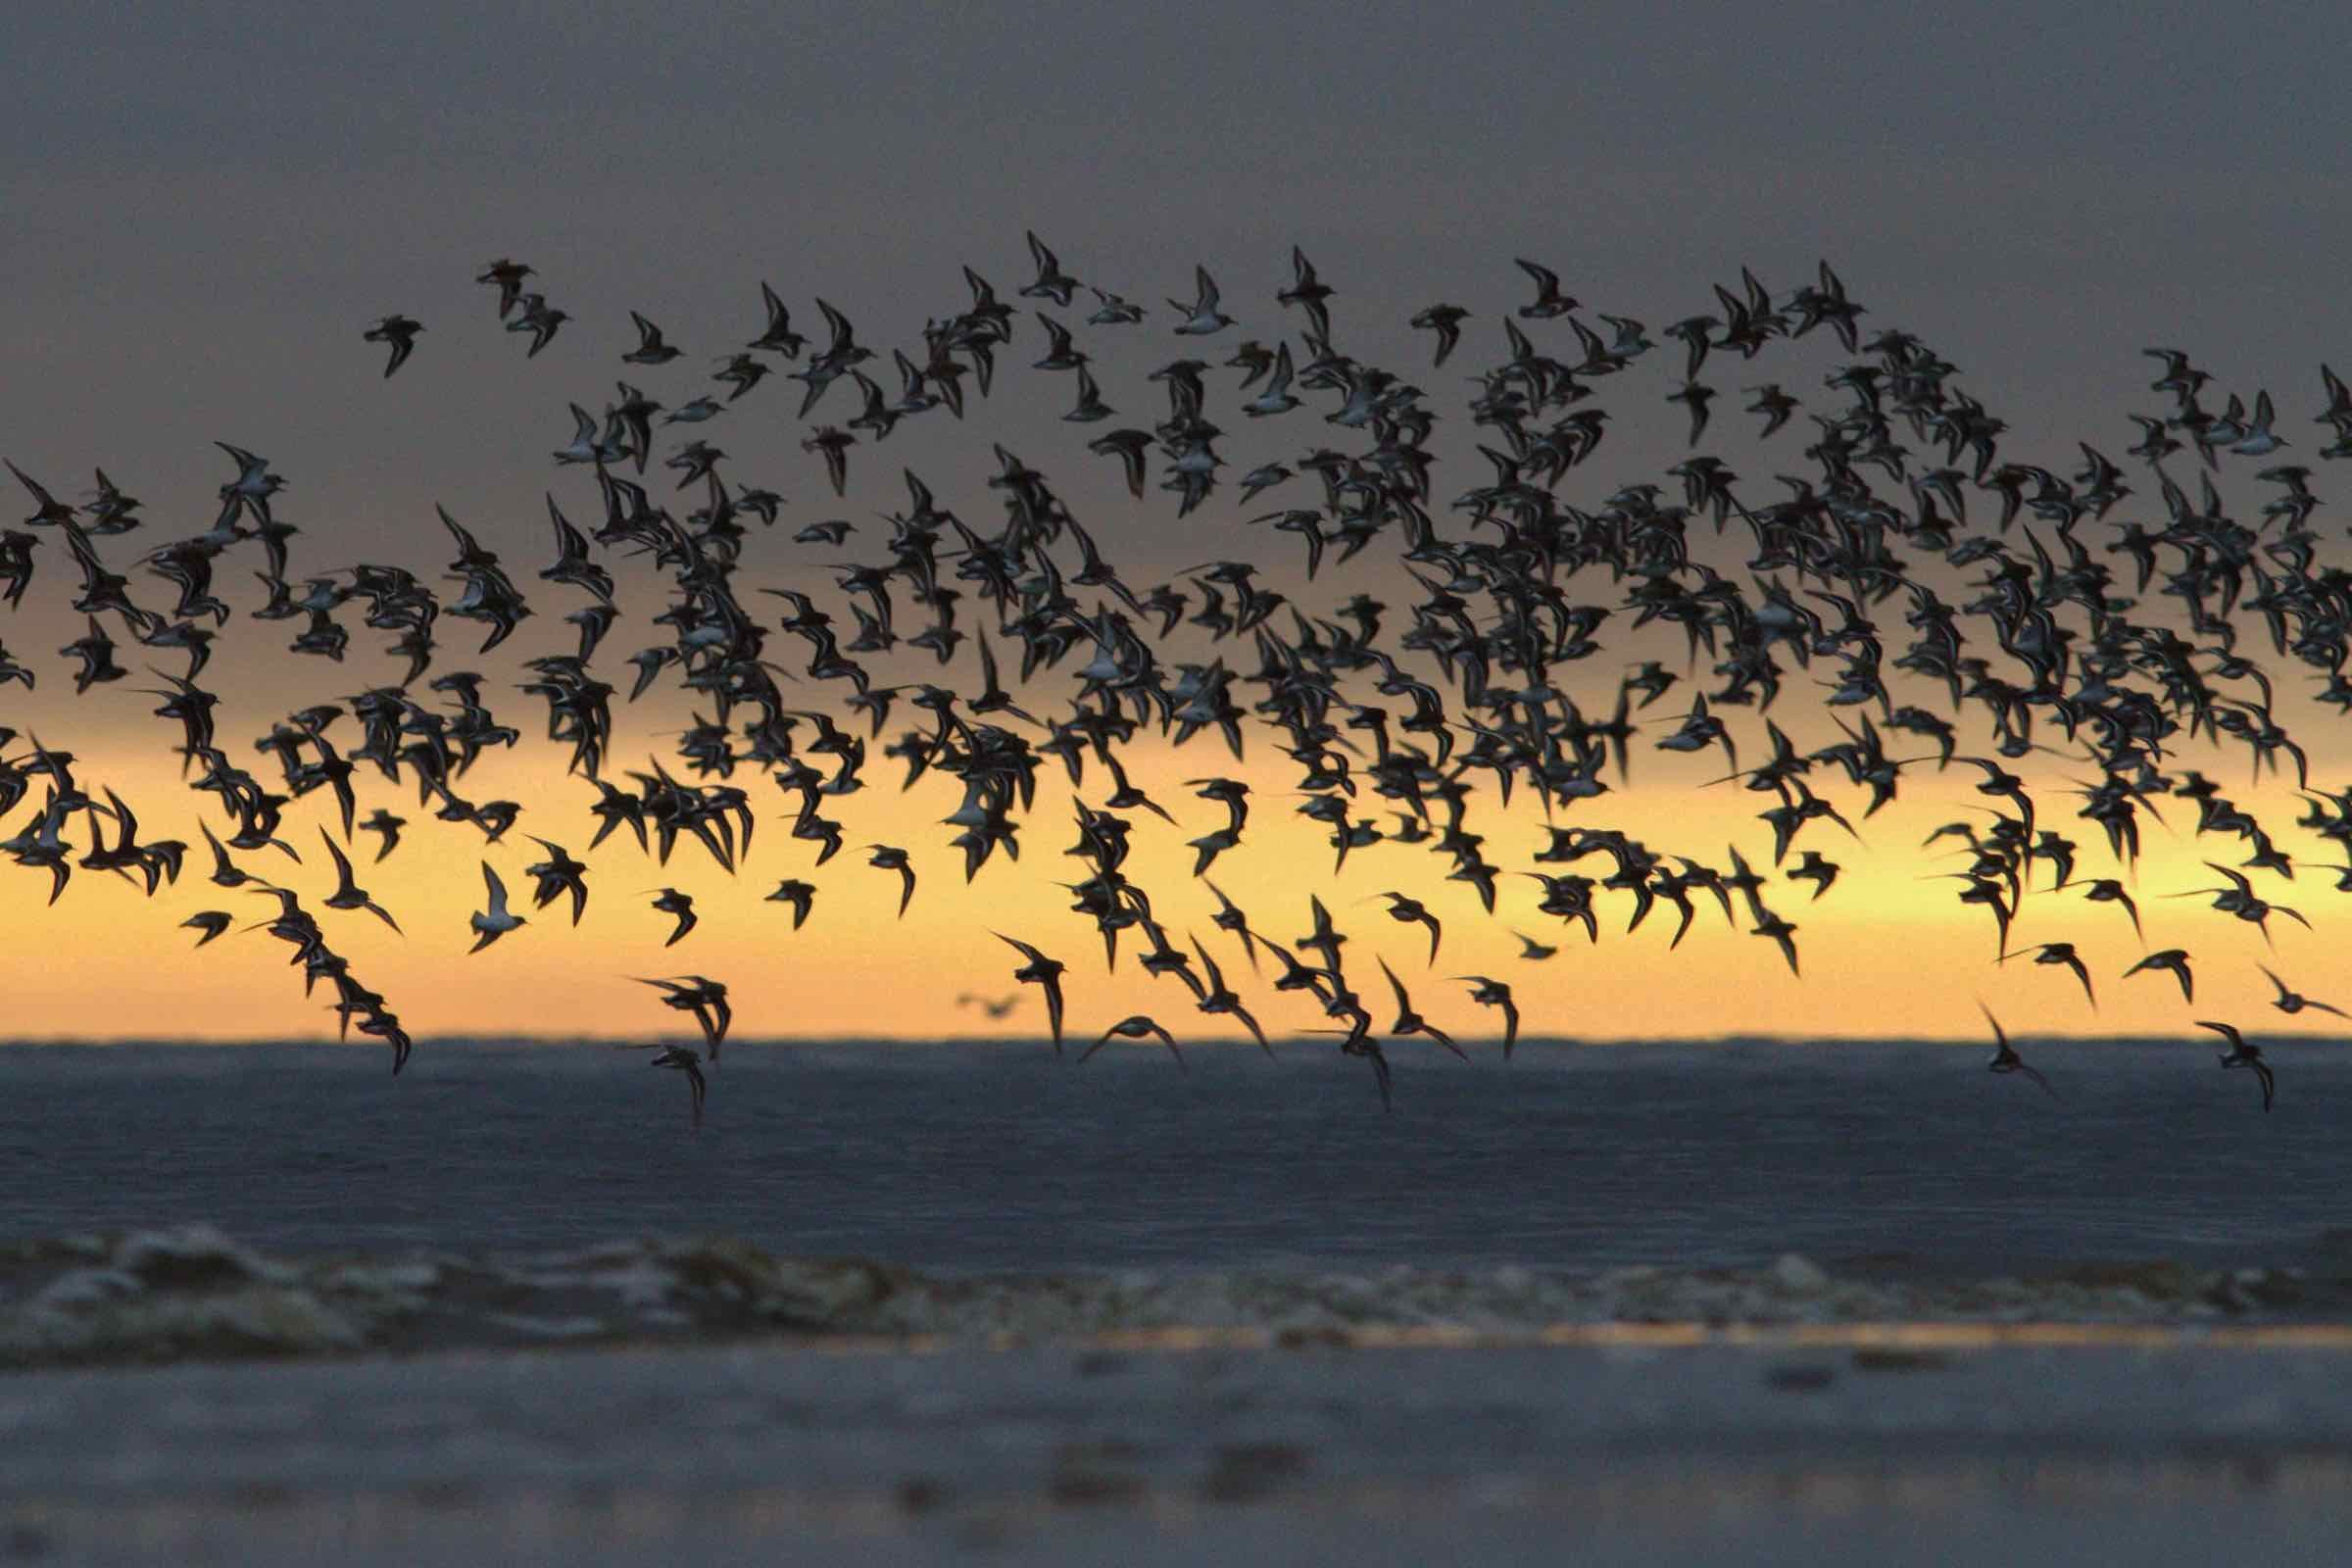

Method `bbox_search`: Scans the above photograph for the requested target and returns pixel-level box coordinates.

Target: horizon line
[0,1031,2328,1049]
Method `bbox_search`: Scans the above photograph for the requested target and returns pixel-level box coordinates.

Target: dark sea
[3,1038,2346,1273]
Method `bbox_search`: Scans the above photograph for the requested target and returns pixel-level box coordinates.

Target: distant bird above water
[2198,1020,2275,1111]
[638,976,731,1060]
[626,1042,708,1129]
[956,993,1020,1019]
[995,933,1068,1053]
[1452,975,1520,1057]
[1980,1004,2055,1100]
[1083,1014,1183,1068]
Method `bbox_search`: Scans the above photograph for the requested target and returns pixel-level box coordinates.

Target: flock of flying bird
[7,235,2352,1127]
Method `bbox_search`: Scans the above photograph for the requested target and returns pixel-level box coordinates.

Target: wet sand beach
[8,1227,2352,1563]
[9,1331,2352,1566]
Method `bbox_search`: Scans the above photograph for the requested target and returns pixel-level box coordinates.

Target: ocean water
[0,1038,2345,1273]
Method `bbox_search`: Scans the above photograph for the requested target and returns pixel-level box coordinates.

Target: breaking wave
[3,1224,2347,1369]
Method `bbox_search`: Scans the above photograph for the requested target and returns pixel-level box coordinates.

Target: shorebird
[630,1043,707,1129]
[1379,958,1464,1059]
[1184,934,1270,1054]
[2258,965,2349,1019]
[622,312,682,366]
[522,838,590,926]
[1373,891,1443,963]
[1452,976,1520,1057]
[318,830,400,933]
[866,845,915,916]
[1981,1004,2055,1100]
[956,993,1019,1019]
[648,887,698,946]
[467,863,524,953]
[2123,949,2194,1004]
[995,933,1067,1053]
[181,910,231,948]
[1167,267,1233,335]
[358,808,406,862]
[1999,942,2095,1009]
[1082,1014,1184,1068]
[638,977,731,1059]
[362,315,421,377]
[2198,1020,2275,1111]
[1512,257,1579,318]
[766,878,817,929]
[1511,932,1558,961]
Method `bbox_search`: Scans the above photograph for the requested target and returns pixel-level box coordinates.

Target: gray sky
[5,0,2350,662]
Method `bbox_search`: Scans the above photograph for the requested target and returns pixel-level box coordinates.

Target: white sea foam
[0,1224,2334,1369]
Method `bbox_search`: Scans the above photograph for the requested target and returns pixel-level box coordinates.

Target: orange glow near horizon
[5,700,2347,1047]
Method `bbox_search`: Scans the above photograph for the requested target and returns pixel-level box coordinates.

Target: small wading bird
[997,933,1067,1053]
[1083,1014,1183,1068]
[2000,942,2094,1009]
[2198,1020,2276,1111]
[2124,949,2194,1004]
[648,887,697,946]
[1452,976,1520,1057]
[363,315,422,377]
[956,992,1020,1019]
[622,1042,708,1129]
[1981,1004,2056,1101]
[468,863,523,953]
[2258,966,2348,1019]
[638,976,731,1060]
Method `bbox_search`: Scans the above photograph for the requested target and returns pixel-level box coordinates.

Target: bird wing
[319,829,355,892]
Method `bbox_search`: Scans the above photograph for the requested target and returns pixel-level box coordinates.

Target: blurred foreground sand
[8,1334,2352,1565]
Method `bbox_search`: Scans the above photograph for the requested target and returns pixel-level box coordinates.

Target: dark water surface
[2,1039,2346,1272]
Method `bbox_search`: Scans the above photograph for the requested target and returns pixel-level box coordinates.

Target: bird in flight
[2197,1020,2276,1112]
[956,993,1020,1019]
[1980,1004,2056,1100]
[648,887,698,946]
[363,315,422,377]
[2000,942,2094,1009]
[1452,976,1520,1057]
[468,863,524,953]
[638,976,731,1060]
[625,1042,708,1129]
[996,933,1067,1053]
[2258,966,2348,1020]
[1082,1014,1183,1068]
[2123,949,2194,1004]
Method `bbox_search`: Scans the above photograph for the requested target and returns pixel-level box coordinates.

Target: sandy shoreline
[10,1334,2352,1565]
[14,1227,2352,1561]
